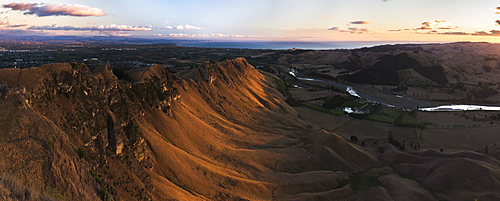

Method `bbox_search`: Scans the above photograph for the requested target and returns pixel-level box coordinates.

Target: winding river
[290,69,500,112]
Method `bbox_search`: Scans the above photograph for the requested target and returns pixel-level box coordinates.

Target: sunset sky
[1,0,500,42]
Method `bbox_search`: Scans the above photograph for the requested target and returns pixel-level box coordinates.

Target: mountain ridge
[0,57,381,200]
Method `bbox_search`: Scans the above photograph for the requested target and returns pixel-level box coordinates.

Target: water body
[178,41,427,50]
[419,105,500,111]
[290,71,500,111]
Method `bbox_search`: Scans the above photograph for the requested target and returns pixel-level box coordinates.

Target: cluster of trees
[350,135,366,147]
[388,134,405,151]
[388,134,420,151]
[389,84,408,92]
[322,95,352,109]
[468,82,497,99]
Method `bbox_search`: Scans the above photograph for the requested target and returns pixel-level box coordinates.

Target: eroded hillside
[0,58,380,200]
[1,57,499,201]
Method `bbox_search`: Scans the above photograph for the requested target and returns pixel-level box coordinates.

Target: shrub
[76,147,90,161]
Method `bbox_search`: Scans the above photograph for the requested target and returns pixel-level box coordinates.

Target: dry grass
[1,57,500,200]
[0,174,55,201]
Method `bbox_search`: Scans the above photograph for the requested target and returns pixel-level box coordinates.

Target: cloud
[328,26,373,34]
[3,2,106,17]
[388,29,412,32]
[7,24,27,28]
[153,33,262,39]
[2,2,37,11]
[416,22,433,30]
[0,28,51,36]
[27,24,152,31]
[348,27,372,34]
[0,21,8,25]
[490,30,500,36]
[471,30,500,36]
[415,20,458,30]
[321,15,333,18]
[163,24,203,30]
[350,21,369,25]
[396,20,500,37]
[424,30,500,36]
[440,31,469,35]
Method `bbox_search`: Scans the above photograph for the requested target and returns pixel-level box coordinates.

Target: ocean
[177,41,431,50]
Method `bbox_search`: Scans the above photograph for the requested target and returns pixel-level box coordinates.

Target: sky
[1,0,500,42]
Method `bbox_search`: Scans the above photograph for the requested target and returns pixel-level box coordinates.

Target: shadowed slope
[381,144,500,201]
[0,58,380,200]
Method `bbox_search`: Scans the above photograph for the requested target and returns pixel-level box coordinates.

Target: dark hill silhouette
[344,53,448,85]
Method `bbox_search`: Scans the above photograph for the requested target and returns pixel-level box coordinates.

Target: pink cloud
[419,30,500,37]
[27,24,152,31]
[153,33,262,39]
[350,21,369,25]
[415,20,458,30]
[163,24,204,30]
[3,2,106,17]
[471,30,500,36]
[328,26,373,34]
[2,2,38,11]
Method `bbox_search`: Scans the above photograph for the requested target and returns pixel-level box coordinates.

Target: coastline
[177,41,439,50]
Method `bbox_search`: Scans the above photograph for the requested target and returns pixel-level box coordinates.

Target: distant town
[0,38,272,72]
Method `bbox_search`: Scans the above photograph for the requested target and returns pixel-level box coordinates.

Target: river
[290,69,500,111]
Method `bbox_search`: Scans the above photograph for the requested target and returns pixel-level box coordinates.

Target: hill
[255,42,500,102]
[0,58,381,200]
[343,52,448,86]
[1,57,500,200]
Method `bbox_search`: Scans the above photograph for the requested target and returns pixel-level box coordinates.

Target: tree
[388,134,394,144]
[378,147,385,154]
[399,140,405,151]
[350,135,359,144]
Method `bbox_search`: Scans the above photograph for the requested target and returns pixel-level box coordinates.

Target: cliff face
[0,58,379,200]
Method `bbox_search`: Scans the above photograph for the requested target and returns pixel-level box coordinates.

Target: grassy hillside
[0,58,382,200]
